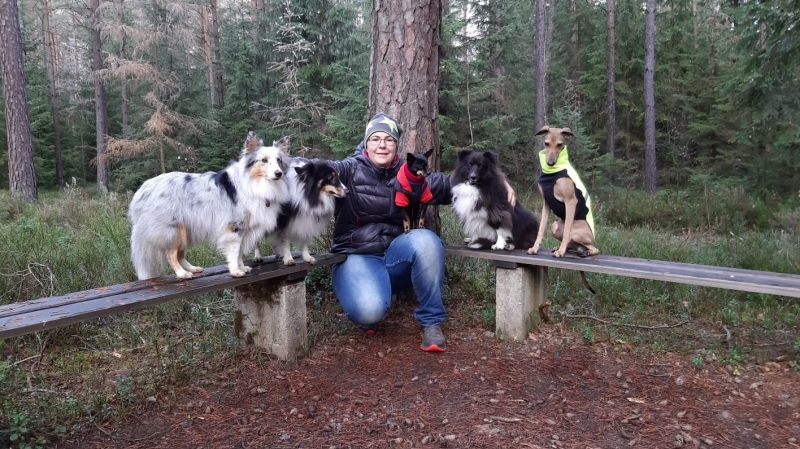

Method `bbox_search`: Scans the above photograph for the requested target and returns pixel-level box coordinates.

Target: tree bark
[644,0,657,192]
[1,0,38,200]
[210,0,224,108]
[534,0,546,130]
[201,6,216,108]
[606,0,616,180]
[91,0,110,190]
[42,0,65,187]
[692,0,698,50]
[118,0,130,137]
[492,0,505,112]
[570,0,580,86]
[368,0,442,231]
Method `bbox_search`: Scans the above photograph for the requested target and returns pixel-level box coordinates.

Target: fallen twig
[488,416,521,423]
[559,312,690,329]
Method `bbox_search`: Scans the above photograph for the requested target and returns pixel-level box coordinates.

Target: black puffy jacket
[326,143,452,255]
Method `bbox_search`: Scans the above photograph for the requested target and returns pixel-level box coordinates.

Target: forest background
[1,0,800,446]
[2,0,799,197]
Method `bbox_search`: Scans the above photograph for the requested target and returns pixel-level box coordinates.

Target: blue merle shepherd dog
[128,132,290,279]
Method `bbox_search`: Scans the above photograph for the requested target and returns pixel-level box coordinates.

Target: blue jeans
[331,229,446,328]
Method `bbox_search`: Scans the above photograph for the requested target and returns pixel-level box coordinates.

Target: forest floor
[70,301,800,449]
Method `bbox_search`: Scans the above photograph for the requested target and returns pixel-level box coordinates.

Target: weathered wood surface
[0,253,345,339]
[444,246,800,299]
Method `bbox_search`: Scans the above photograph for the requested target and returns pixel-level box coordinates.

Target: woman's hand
[504,179,516,207]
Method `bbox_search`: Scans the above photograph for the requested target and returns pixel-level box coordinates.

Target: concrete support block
[234,276,307,361]
[495,265,547,340]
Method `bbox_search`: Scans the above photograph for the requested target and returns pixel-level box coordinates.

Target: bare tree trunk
[210,0,224,108]
[692,0,698,50]
[1,0,37,200]
[201,6,216,108]
[42,0,64,187]
[91,0,110,190]
[534,0,546,130]
[492,0,505,113]
[644,0,657,192]
[368,0,441,232]
[570,0,580,85]
[118,0,130,137]
[606,0,616,181]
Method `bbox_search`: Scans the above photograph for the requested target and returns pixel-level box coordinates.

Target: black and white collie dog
[254,159,346,266]
[450,149,539,250]
[128,132,290,279]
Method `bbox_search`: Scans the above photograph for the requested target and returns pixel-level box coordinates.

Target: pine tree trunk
[534,0,546,130]
[42,0,64,187]
[210,0,224,108]
[118,0,130,138]
[644,0,657,192]
[570,0,580,86]
[91,0,110,190]
[201,6,216,108]
[1,0,37,200]
[606,0,616,180]
[368,0,441,232]
[492,0,505,112]
[692,0,698,50]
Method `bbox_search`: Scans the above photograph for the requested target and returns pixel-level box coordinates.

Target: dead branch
[558,312,690,329]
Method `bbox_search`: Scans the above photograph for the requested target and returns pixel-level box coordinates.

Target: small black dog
[394,149,434,233]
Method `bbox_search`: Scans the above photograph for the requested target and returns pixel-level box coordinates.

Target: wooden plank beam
[444,246,800,298]
[0,254,345,339]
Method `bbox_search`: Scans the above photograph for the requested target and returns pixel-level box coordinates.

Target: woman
[326,112,451,352]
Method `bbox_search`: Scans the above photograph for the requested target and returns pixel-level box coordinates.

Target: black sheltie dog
[450,149,539,250]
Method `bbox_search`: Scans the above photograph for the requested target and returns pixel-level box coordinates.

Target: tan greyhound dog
[527,126,598,259]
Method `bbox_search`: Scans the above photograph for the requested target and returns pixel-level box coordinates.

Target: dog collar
[538,146,571,174]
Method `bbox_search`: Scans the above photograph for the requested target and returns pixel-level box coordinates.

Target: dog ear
[406,152,416,163]
[294,162,311,177]
[561,128,574,137]
[457,149,473,161]
[424,148,434,159]
[273,136,291,154]
[244,131,262,154]
[482,151,497,164]
[535,126,550,136]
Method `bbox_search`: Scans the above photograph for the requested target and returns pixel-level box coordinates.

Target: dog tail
[130,225,166,280]
[579,271,596,294]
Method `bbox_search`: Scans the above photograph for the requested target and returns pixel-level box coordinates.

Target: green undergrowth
[0,185,799,445]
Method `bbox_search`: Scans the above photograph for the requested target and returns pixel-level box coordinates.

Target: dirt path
[72,308,800,449]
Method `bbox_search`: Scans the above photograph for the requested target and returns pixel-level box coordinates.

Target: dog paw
[574,246,589,258]
[491,243,504,250]
[189,266,204,273]
[241,265,252,273]
[283,258,296,266]
[504,243,515,251]
[527,244,540,254]
[553,248,567,258]
[229,269,246,277]
[463,237,472,244]
[176,270,194,280]
[303,257,317,265]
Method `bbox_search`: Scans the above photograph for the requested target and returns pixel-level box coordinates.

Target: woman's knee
[345,299,388,325]
[407,229,444,259]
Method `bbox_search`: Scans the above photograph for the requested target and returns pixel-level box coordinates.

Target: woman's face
[365,132,398,168]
